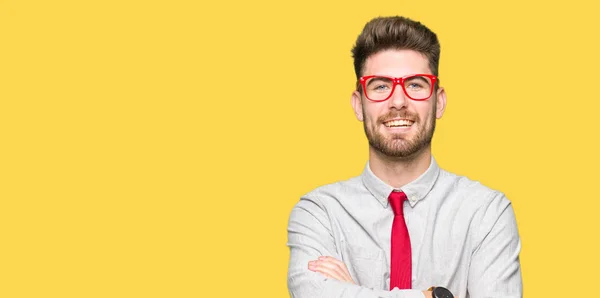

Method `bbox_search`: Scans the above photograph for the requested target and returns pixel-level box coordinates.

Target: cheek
[363,105,384,123]
[417,104,436,122]
[364,112,381,129]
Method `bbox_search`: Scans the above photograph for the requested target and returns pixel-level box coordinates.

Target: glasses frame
[359,74,438,102]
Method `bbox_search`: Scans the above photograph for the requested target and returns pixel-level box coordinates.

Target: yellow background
[1,0,599,297]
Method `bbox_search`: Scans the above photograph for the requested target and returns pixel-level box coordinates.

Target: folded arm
[287,196,427,298]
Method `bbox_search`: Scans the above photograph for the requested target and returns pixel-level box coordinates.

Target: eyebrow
[405,76,431,86]
[366,77,393,87]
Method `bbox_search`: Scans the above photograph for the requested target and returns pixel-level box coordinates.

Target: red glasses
[359,74,437,102]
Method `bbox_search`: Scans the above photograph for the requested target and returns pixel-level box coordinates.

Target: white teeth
[385,120,414,127]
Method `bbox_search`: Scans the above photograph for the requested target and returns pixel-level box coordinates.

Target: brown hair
[351,16,441,85]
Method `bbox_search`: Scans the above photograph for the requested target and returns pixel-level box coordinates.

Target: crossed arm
[287,197,429,298]
[307,255,434,298]
[287,194,521,298]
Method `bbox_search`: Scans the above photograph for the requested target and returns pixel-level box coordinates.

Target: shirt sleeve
[287,195,426,298]
[467,192,523,298]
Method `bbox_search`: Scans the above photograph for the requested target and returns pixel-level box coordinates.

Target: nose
[388,82,408,109]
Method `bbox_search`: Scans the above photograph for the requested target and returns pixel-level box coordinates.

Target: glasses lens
[403,75,433,100]
[365,77,394,101]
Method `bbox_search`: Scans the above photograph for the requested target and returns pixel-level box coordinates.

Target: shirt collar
[361,156,441,208]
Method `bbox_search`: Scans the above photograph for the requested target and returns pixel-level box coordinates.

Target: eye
[404,76,431,91]
[366,77,393,93]
[373,84,390,91]
[406,82,424,90]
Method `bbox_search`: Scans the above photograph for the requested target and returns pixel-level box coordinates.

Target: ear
[351,90,364,122]
[435,87,447,119]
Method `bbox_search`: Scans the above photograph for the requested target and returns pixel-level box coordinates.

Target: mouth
[383,119,415,128]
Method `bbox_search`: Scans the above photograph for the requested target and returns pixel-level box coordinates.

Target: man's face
[351,49,446,159]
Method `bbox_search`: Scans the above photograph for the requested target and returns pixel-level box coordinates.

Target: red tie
[389,191,412,290]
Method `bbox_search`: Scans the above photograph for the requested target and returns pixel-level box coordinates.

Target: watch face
[433,287,454,298]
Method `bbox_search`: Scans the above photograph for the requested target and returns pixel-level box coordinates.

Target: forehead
[363,49,431,77]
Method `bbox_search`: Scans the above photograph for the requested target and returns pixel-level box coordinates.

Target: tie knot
[388,191,407,215]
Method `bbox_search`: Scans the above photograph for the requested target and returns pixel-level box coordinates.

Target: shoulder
[437,169,517,241]
[296,175,365,208]
[287,175,364,229]
[437,168,511,210]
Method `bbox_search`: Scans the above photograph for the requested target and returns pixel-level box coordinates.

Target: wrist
[428,286,454,298]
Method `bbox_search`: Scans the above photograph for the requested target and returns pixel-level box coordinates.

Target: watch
[428,286,454,298]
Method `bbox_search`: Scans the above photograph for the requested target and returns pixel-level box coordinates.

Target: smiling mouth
[383,119,414,128]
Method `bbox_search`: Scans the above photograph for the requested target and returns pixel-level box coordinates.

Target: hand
[307,256,356,284]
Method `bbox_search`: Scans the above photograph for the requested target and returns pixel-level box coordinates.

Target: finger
[319,256,352,276]
[320,256,346,268]
[319,257,356,284]
[315,259,346,278]
[317,257,352,280]
[309,261,346,281]
[312,260,349,282]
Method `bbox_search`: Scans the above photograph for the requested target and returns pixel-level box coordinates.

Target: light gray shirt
[287,157,522,298]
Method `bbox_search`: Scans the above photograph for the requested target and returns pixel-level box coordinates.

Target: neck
[368,146,432,189]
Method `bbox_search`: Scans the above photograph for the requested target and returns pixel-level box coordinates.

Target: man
[286,16,522,298]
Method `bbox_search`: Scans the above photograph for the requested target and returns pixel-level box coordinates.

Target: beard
[362,104,436,159]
